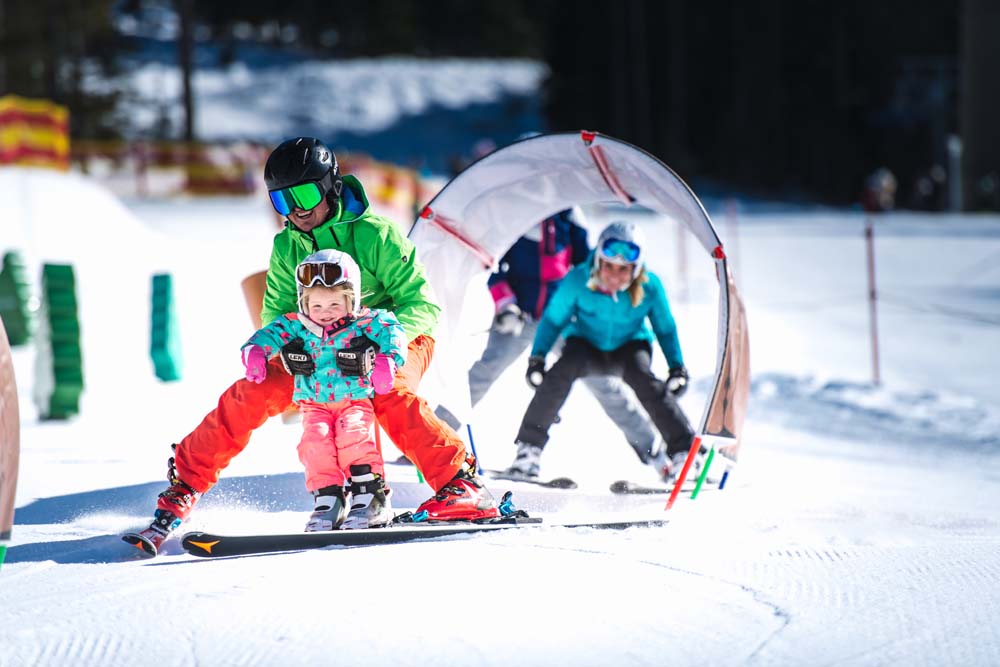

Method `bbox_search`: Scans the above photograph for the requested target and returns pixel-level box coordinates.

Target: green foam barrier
[0,251,33,346]
[34,263,83,419]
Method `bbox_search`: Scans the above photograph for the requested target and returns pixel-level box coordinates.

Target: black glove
[526,356,546,389]
[493,303,525,336]
[336,335,378,376]
[666,366,689,397]
[279,337,316,376]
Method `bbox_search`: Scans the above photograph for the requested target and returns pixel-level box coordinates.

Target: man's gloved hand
[280,337,316,376]
[666,366,689,397]
[493,302,525,336]
[525,356,546,389]
[242,345,268,384]
[336,335,378,376]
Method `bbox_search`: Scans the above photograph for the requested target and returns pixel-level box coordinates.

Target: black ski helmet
[264,137,342,196]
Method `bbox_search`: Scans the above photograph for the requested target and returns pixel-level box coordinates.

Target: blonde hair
[626,267,648,307]
[301,283,354,313]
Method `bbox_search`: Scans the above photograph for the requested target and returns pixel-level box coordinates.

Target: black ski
[181,516,668,558]
[609,478,716,495]
[483,469,577,489]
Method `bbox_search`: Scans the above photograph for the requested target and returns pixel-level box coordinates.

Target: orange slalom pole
[665,436,703,510]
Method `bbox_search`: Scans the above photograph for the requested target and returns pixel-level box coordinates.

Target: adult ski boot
[122,453,202,556]
[412,457,499,522]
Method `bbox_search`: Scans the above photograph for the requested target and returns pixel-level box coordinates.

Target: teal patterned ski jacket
[243,308,407,403]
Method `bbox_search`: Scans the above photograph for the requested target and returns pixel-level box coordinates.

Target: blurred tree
[0,0,125,138]
[960,0,1000,211]
[193,0,542,58]
[543,0,960,206]
[176,0,195,141]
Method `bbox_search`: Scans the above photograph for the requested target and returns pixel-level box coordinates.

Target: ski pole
[690,446,715,499]
[666,435,703,510]
[466,424,482,474]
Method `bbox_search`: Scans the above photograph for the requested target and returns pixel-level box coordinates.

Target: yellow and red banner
[0,95,70,170]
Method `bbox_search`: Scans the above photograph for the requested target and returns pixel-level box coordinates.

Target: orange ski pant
[173,335,466,494]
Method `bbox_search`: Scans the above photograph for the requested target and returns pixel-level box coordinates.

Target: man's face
[288,197,331,233]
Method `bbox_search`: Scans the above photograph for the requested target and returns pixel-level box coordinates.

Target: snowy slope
[2,168,1000,665]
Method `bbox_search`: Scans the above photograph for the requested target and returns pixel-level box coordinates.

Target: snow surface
[2,164,1000,665]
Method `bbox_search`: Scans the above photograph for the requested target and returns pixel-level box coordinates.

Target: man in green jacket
[138,138,498,545]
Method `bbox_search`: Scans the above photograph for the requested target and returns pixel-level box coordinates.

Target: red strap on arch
[580,131,635,206]
[419,206,494,269]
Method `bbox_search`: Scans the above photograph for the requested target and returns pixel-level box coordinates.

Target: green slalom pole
[690,446,716,499]
[0,544,7,570]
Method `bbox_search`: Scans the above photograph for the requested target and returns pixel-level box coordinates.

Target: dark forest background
[1,0,997,209]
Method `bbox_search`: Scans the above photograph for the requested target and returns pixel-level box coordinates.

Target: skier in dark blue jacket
[503,221,696,482]
[470,209,659,463]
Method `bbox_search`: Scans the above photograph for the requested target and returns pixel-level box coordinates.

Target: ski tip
[122,533,158,558]
[547,477,578,489]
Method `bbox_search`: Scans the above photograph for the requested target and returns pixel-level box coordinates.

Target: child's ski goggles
[296,261,346,288]
[268,171,337,216]
[599,238,641,263]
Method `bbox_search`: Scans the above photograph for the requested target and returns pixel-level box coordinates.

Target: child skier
[242,249,408,531]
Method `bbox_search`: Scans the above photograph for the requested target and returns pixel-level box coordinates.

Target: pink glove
[242,345,268,384]
[371,353,396,395]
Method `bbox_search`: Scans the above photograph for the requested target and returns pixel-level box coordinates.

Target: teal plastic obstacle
[150,273,182,381]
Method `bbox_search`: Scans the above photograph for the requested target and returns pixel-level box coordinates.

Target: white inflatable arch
[408,131,749,464]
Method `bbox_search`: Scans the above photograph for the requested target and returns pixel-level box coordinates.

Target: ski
[609,479,716,495]
[483,469,578,489]
[181,515,667,558]
[122,526,169,557]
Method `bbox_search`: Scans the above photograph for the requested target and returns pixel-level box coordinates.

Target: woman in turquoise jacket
[504,221,695,482]
[242,250,407,531]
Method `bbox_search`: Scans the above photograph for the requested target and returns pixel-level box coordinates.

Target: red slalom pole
[666,436,703,510]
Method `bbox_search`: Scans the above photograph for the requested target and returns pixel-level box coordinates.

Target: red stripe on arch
[585,142,635,206]
[420,207,494,269]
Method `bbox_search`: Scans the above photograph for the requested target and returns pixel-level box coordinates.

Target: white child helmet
[594,221,645,281]
[295,249,362,315]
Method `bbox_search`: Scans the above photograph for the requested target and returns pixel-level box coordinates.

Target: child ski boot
[305,485,348,532]
[342,464,392,529]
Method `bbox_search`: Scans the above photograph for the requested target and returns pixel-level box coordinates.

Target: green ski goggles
[269,181,325,215]
[268,171,339,216]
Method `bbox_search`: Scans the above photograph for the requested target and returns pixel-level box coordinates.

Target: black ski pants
[515,337,695,457]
